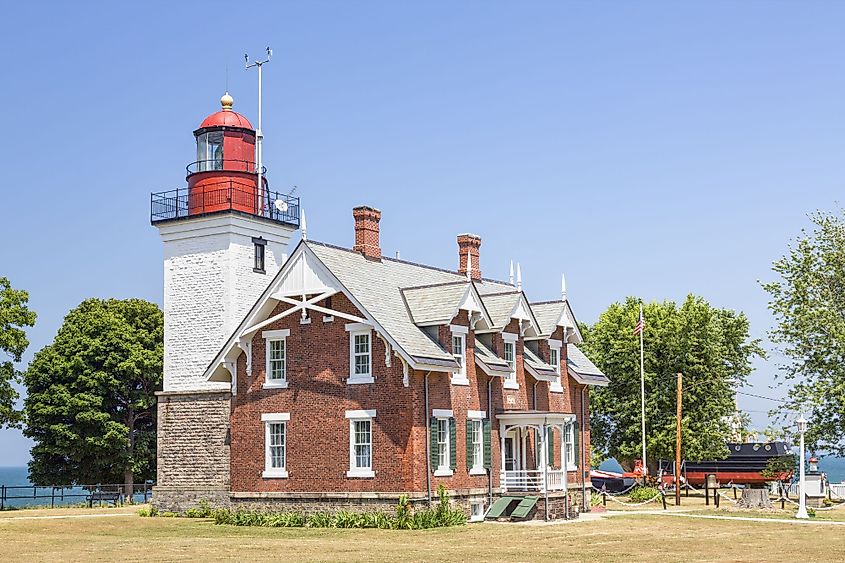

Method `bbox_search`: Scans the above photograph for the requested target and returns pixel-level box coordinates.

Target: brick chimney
[457,233,482,280]
[353,206,382,259]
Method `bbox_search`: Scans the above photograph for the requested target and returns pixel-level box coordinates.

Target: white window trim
[433,412,453,477]
[346,409,376,478]
[262,412,290,478]
[263,329,290,389]
[549,339,563,393]
[502,333,519,390]
[450,325,469,386]
[563,422,578,470]
[467,416,485,476]
[346,323,374,384]
[470,500,486,522]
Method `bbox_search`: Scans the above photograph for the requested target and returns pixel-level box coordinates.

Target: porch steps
[509,496,539,520]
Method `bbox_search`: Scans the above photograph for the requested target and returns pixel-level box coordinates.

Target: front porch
[497,411,576,494]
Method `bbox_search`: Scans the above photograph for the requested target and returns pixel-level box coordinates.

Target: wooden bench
[87,491,123,508]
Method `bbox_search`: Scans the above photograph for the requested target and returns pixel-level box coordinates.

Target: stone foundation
[153,389,232,512]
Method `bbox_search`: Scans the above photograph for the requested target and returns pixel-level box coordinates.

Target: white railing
[832,483,845,499]
[501,470,566,492]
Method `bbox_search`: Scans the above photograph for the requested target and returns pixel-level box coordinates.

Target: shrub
[184,500,215,519]
[307,511,334,528]
[590,493,603,506]
[629,486,661,503]
[211,488,467,530]
[137,505,158,517]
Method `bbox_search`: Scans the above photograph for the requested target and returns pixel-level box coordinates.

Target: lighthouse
[151,93,300,393]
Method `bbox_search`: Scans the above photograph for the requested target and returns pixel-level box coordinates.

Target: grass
[1,506,845,562]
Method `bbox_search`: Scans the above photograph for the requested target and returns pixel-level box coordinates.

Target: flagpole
[639,303,647,480]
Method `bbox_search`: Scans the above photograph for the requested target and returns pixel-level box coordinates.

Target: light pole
[796,415,809,519]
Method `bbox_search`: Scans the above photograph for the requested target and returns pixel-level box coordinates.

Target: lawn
[2,507,845,562]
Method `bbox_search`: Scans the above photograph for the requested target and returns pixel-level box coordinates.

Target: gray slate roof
[478,292,522,329]
[309,241,508,366]
[305,240,604,382]
[531,302,565,336]
[523,346,558,376]
[401,282,469,326]
[567,343,610,385]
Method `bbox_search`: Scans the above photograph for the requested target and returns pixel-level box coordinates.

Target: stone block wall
[153,389,232,512]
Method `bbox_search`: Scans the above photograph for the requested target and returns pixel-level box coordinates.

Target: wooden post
[675,372,682,506]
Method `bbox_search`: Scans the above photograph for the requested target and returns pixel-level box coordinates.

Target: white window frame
[450,325,469,386]
[549,339,563,393]
[261,413,290,478]
[502,333,519,389]
[564,422,577,469]
[263,329,290,389]
[432,408,453,477]
[467,411,485,476]
[470,500,486,522]
[346,323,374,384]
[346,409,376,478]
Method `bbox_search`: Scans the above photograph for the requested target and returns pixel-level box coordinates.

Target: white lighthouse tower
[150,91,299,509]
[152,93,299,391]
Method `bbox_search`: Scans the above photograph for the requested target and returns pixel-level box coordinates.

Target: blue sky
[1,1,843,466]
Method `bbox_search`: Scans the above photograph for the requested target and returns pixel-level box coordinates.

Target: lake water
[0,467,151,509]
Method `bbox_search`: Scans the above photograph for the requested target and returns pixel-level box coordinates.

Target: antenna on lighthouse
[246,47,272,216]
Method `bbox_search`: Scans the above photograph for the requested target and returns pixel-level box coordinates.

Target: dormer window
[549,339,563,393]
[196,131,224,171]
[449,325,469,386]
[502,333,518,389]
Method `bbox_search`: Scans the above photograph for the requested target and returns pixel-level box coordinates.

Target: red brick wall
[229,296,592,495]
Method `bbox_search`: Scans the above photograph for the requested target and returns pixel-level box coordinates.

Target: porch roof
[496,410,575,427]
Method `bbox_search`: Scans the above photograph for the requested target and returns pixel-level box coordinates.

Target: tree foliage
[762,210,845,456]
[0,277,37,428]
[581,295,763,472]
[23,298,162,486]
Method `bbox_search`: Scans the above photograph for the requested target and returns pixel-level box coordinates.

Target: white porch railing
[501,470,567,492]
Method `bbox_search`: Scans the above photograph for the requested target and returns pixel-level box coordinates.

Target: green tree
[0,277,37,428]
[762,210,845,455]
[23,298,162,491]
[581,295,763,473]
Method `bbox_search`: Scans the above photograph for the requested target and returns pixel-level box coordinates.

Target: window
[437,418,449,469]
[432,409,454,477]
[564,423,576,468]
[549,340,563,393]
[346,323,374,384]
[253,237,266,273]
[502,333,518,389]
[196,131,224,171]
[470,500,485,522]
[262,413,289,478]
[262,329,290,389]
[346,410,376,478]
[450,325,469,386]
[469,419,483,471]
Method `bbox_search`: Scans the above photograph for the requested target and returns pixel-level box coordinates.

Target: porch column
[500,424,507,472]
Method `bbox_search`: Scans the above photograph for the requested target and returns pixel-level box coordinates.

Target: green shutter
[449,418,457,471]
[547,427,554,467]
[430,416,438,471]
[466,419,474,471]
[573,421,580,467]
[483,419,492,469]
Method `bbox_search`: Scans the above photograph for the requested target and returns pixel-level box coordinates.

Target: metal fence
[0,483,154,510]
[151,182,300,227]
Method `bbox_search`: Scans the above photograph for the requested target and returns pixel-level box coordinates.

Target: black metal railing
[151,180,300,227]
[0,482,155,510]
[186,159,267,175]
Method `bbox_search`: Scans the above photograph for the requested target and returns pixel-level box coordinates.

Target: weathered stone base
[153,389,232,513]
[153,486,232,513]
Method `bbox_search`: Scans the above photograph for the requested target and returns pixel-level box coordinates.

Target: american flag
[633,306,645,336]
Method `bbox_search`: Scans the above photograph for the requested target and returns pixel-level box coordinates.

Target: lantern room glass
[196,131,224,171]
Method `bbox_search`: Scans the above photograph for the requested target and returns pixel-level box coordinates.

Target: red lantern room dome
[198,93,254,130]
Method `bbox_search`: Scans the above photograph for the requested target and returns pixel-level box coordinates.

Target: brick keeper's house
[151,94,608,520]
